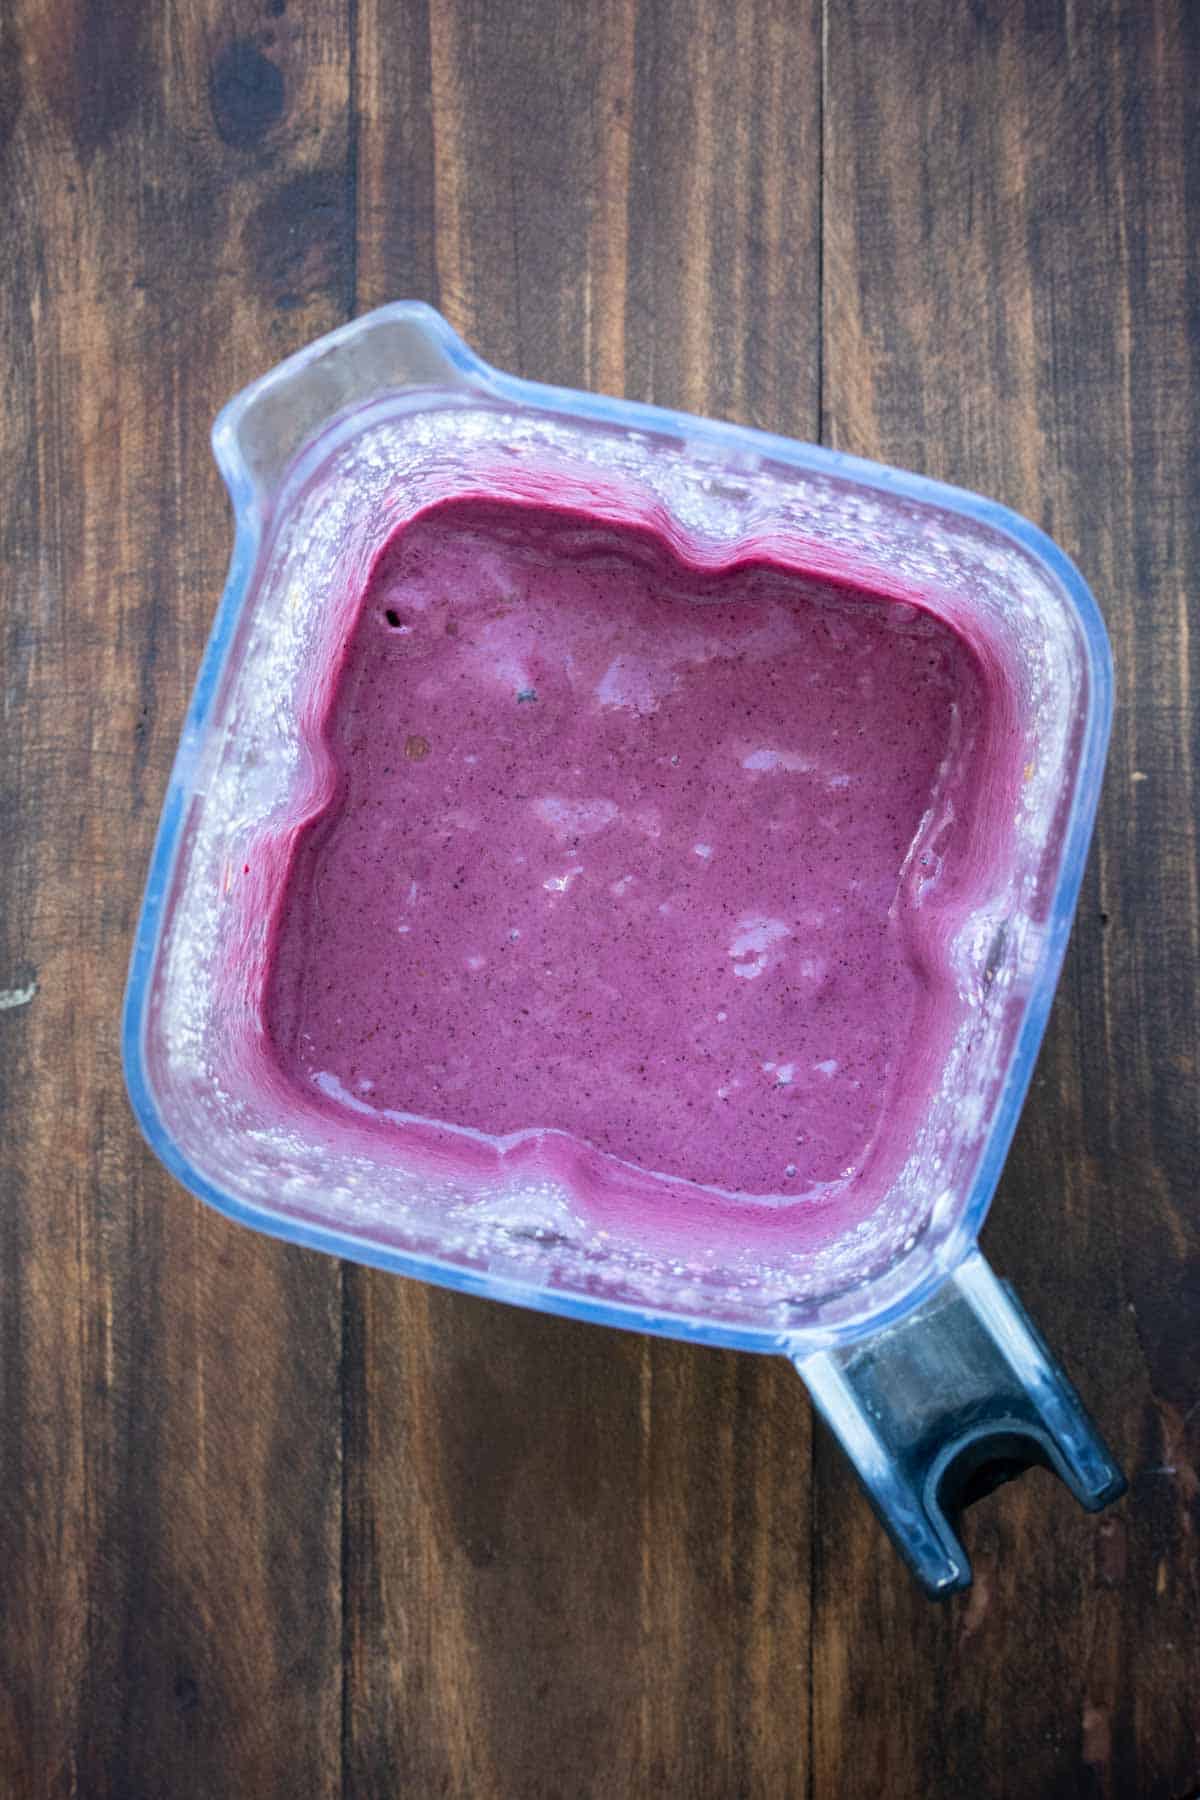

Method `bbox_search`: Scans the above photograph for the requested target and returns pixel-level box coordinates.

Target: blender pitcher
[123,302,1125,1597]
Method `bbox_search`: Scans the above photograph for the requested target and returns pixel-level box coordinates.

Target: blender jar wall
[126,304,1109,1352]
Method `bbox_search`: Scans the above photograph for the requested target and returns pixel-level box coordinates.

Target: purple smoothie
[262,495,1014,1241]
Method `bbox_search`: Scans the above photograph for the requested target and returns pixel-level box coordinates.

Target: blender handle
[791,1251,1126,1597]
[212,301,493,513]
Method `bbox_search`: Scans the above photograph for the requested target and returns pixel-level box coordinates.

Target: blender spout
[791,1252,1126,1597]
[211,302,491,513]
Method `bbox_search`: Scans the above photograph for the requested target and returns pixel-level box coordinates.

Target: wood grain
[346,5,820,1794]
[818,3,1200,1796]
[0,2,351,1794]
[0,0,1196,1795]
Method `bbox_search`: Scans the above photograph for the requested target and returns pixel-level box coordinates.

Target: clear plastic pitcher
[123,303,1124,1595]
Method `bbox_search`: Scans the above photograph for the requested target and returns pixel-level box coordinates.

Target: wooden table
[2,3,1197,1795]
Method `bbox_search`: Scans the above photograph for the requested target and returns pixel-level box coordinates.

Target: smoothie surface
[262,494,1009,1225]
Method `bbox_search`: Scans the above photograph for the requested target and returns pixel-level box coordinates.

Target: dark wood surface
[1,2,1196,1794]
